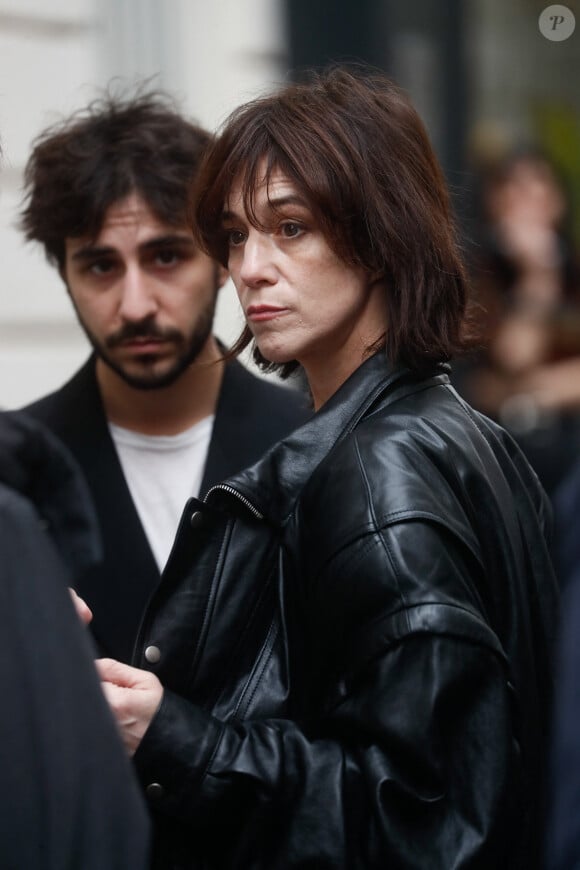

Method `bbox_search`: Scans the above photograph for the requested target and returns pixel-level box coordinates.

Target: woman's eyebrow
[266,194,309,209]
[222,194,309,222]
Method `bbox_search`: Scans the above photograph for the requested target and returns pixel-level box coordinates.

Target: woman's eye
[281,222,303,238]
[228,230,247,247]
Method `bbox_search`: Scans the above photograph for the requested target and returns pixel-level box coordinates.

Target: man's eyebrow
[70,234,195,261]
[222,194,309,221]
[140,234,196,252]
[70,245,114,262]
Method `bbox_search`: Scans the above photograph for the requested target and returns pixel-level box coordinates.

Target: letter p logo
[539,5,576,40]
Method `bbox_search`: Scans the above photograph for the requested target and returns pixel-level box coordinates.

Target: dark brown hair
[20,88,211,270]
[194,66,471,375]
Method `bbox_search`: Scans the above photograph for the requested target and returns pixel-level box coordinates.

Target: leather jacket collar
[219,353,450,526]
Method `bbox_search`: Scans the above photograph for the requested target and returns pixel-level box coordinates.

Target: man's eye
[88,260,115,275]
[227,230,246,247]
[154,250,180,266]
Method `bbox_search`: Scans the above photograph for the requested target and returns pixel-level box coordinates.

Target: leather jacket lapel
[223,354,447,525]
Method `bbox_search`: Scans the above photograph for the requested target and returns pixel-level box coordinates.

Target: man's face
[63,192,225,390]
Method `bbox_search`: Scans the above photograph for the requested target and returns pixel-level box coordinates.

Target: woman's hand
[69,588,93,625]
[95,658,164,755]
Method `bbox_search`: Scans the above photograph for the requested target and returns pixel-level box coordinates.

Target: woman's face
[488,158,565,229]
[223,166,388,408]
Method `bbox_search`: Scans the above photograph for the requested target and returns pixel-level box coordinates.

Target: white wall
[0,0,287,407]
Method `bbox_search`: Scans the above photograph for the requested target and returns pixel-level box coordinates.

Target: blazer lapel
[25,357,160,661]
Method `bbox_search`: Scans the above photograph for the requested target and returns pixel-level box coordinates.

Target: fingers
[95,657,148,688]
[69,587,93,624]
[95,658,164,756]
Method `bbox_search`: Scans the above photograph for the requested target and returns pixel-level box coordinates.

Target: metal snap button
[190,510,204,529]
[144,645,161,664]
[146,782,165,800]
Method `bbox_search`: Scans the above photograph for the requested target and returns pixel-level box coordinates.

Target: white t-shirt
[109,416,214,572]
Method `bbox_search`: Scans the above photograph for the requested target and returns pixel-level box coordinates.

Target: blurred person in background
[18,91,309,664]
[93,68,557,869]
[454,149,580,497]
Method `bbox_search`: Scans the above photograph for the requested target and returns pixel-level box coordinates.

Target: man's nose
[239,234,277,288]
[118,267,158,321]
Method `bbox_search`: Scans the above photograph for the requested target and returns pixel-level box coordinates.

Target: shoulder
[23,358,96,423]
[0,410,102,577]
[299,382,545,567]
[0,482,62,588]
[301,397,469,528]
[292,421,504,671]
[0,480,40,528]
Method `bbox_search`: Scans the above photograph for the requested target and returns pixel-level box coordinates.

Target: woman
[98,68,558,869]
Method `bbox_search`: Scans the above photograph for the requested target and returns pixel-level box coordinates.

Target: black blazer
[23,355,309,662]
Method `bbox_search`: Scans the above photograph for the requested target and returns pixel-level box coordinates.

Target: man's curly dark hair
[20,86,211,270]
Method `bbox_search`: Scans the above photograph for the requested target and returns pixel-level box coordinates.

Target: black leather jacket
[133,353,558,869]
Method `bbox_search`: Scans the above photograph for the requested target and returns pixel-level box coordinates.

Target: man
[19,92,309,663]
[95,69,558,868]
[0,410,150,868]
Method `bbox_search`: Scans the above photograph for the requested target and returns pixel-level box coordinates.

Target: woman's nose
[239,233,277,288]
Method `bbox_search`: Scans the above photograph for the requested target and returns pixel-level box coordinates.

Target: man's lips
[117,336,168,352]
[246,305,289,322]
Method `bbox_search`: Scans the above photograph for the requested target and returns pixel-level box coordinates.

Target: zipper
[204,483,264,520]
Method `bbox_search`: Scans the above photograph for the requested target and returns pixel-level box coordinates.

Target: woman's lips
[246,305,289,322]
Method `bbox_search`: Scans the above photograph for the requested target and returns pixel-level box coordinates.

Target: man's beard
[77,296,218,391]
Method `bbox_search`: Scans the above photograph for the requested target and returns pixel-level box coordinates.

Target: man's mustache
[106,319,182,349]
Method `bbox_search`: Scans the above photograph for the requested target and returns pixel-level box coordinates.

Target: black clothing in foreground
[0,411,150,869]
[545,567,580,870]
[131,352,557,869]
[23,354,310,662]
[545,457,580,868]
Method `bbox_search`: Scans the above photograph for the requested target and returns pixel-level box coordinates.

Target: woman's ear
[368,270,386,286]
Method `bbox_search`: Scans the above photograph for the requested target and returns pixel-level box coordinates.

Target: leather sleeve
[134,520,522,868]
